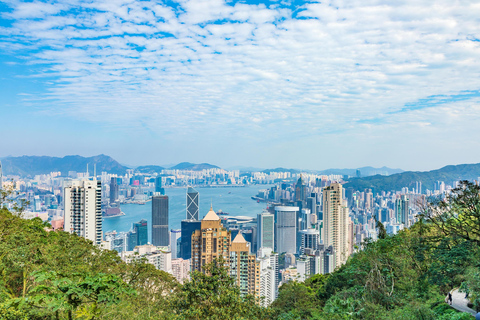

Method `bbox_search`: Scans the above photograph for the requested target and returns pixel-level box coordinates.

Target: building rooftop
[203,207,220,221]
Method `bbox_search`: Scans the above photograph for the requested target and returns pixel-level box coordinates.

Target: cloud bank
[1,0,480,169]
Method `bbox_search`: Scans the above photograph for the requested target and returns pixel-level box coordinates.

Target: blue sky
[1,0,480,171]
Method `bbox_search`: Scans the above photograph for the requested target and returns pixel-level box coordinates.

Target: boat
[216,210,229,215]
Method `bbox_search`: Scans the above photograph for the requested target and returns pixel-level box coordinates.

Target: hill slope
[170,162,219,171]
[1,154,128,176]
[344,163,480,192]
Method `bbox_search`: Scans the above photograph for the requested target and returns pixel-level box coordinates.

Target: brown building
[230,233,260,296]
[191,207,231,272]
[192,207,260,297]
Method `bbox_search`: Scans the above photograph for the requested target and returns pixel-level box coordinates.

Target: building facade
[191,207,231,272]
[257,211,274,250]
[274,206,298,254]
[322,183,350,267]
[186,187,199,220]
[64,179,102,245]
[229,233,260,297]
[152,194,169,246]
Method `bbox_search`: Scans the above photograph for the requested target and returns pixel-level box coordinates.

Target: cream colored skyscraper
[64,179,102,245]
[191,207,231,272]
[322,183,350,268]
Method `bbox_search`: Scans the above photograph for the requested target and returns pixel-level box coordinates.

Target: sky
[0,0,480,171]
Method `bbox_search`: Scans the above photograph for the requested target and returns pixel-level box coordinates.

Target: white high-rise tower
[64,179,102,245]
[322,183,350,268]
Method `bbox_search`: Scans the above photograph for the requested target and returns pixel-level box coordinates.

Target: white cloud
[1,0,480,168]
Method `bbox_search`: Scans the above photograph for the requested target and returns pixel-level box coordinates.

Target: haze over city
[1,0,480,170]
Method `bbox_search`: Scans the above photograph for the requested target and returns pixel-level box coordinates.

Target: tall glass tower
[152,194,169,246]
[186,187,199,220]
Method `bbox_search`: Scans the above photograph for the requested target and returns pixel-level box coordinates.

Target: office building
[170,229,181,259]
[295,175,307,203]
[152,194,169,246]
[186,187,199,220]
[180,219,201,259]
[274,206,298,254]
[109,177,119,203]
[155,177,164,194]
[133,219,148,246]
[299,228,320,254]
[191,207,231,272]
[64,179,102,245]
[229,233,260,297]
[322,183,349,267]
[395,195,409,226]
[257,211,274,250]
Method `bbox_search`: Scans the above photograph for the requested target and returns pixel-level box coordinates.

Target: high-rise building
[322,183,350,267]
[191,207,231,272]
[109,177,119,203]
[257,211,274,250]
[395,195,409,226]
[133,219,148,246]
[257,247,279,305]
[180,219,201,259]
[295,175,307,203]
[64,179,102,245]
[155,177,164,194]
[186,187,199,220]
[299,229,320,254]
[152,194,169,246]
[229,233,260,297]
[170,229,181,259]
[274,206,299,254]
[0,160,2,190]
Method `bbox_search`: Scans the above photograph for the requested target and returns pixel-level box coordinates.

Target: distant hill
[344,163,480,192]
[1,155,128,177]
[319,166,404,176]
[170,162,219,171]
[135,165,165,174]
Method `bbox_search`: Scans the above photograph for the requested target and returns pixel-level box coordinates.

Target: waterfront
[102,185,272,243]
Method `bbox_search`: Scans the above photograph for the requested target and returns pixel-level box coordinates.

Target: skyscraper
[133,219,148,246]
[155,176,164,194]
[299,229,320,254]
[152,194,169,246]
[322,183,350,267]
[229,233,260,297]
[180,219,201,259]
[186,187,199,220]
[64,179,102,245]
[295,175,307,203]
[274,206,298,254]
[109,177,119,204]
[170,229,181,259]
[191,207,231,272]
[395,195,409,226]
[257,211,274,250]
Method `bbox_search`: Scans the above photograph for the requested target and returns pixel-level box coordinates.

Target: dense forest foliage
[1,182,479,319]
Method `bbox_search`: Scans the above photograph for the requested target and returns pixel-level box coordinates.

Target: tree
[171,258,270,320]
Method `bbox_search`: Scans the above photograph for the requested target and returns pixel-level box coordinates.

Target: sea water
[102,185,271,243]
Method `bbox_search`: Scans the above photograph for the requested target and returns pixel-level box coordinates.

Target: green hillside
[345,163,480,192]
[1,154,128,177]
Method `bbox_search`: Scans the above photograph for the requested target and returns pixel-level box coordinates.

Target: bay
[102,185,271,243]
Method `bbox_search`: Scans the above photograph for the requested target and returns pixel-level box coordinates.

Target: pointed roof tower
[203,206,220,221]
[232,232,247,243]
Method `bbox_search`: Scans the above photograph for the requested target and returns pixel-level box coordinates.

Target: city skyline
[1,1,480,171]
